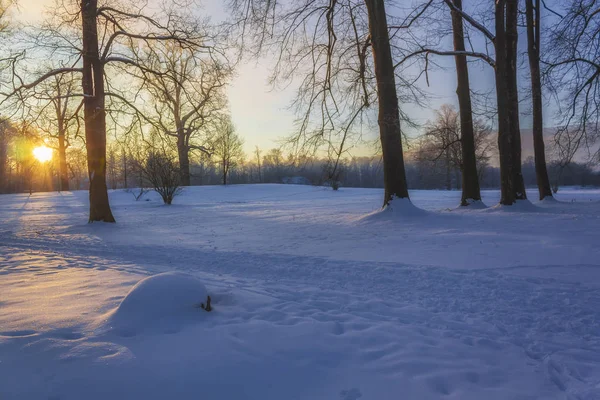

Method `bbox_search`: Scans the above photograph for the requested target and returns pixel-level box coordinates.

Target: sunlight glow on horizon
[33,146,53,163]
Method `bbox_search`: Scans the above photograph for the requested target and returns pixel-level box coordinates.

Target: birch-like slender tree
[211,117,244,185]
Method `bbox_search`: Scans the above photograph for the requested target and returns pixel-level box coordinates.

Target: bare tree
[4,0,200,222]
[131,37,231,186]
[211,118,244,185]
[424,105,461,191]
[119,129,149,198]
[450,0,481,205]
[525,0,553,200]
[80,0,114,220]
[419,105,494,191]
[141,151,182,205]
[230,0,418,207]
[399,0,527,205]
[544,0,600,165]
[32,74,82,191]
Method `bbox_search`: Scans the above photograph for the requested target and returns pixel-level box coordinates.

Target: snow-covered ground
[1,185,599,400]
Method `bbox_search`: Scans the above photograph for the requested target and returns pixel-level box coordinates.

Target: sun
[33,146,53,163]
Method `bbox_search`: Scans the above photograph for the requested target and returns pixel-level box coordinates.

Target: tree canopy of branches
[31,74,82,191]
[449,0,482,205]
[229,0,419,207]
[544,0,600,166]
[0,0,12,34]
[0,0,15,82]
[416,104,493,191]
[397,0,527,205]
[4,0,203,222]
[141,151,182,205]
[131,38,231,186]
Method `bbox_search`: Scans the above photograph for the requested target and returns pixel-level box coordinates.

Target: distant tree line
[3,109,597,195]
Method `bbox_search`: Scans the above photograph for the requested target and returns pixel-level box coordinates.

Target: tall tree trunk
[495,0,515,205]
[526,0,552,200]
[82,0,115,222]
[364,0,410,206]
[223,160,227,185]
[57,132,69,191]
[506,0,527,201]
[177,136,191,186]
[55,85,70,192]
[451,0,481,205]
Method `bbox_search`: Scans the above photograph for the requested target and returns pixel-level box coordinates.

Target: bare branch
[395,48,495,70]
[442,0,495,42]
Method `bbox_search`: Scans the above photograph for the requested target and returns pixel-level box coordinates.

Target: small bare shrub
[130,187,149,201]
[141,152,182,205]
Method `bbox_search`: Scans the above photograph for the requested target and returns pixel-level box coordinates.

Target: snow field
[1,185,599,399]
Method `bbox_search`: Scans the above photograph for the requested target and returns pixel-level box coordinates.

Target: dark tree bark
[406,0,524,205]
[494,0,515,205]
[175,85,191,187]
[81,0,115,222]
[526,0,552,200]
[177,135,191,186]
[450,0,481,206]
[505,0,527,201]
[364,0,409,206]
[53,84,70,192]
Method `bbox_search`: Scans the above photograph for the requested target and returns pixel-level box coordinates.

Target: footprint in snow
[340,388,362,400]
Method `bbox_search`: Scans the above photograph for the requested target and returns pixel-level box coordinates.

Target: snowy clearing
[1,185,599,400]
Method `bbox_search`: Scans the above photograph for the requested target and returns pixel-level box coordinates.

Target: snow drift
[359,196,428,223]
[103,272,209,335]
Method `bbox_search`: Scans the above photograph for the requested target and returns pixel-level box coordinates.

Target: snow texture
[1,184,600,400]
[101,272,209,335]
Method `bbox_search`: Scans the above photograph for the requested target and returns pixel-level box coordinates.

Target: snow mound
[459,199,488,209]
[103,272,209,335]
[538,196,559,204]
[359,197,428,223]
[486,199,542,213]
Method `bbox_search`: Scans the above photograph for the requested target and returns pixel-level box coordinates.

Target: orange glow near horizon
[33,146,53,163]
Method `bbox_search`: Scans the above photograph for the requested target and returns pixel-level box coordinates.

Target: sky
[14,0,546,158]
